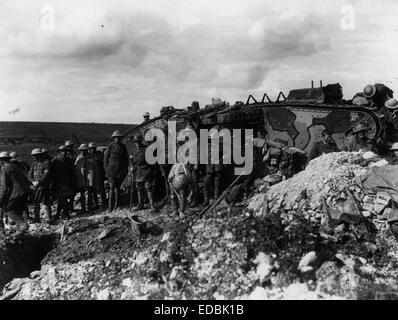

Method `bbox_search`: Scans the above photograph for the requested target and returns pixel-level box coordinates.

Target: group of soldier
[0,131,128,234]
[2,83,398,235]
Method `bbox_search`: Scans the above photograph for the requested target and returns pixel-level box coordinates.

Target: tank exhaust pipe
[311,80,314,88]
[320,80,323,88]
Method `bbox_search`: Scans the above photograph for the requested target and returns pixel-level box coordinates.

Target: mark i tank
[122,82,394,157]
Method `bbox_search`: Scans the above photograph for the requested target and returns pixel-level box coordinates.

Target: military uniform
[0,160,31,233]
[203,164,223,205]
[133,143,156,211]
[104,140,128,211]
[29,158,52,223]
[52,154,75,219]
[90,150,106,208]
[168,162,191,217]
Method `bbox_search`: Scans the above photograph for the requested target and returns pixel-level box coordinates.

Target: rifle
[196,173,244,220]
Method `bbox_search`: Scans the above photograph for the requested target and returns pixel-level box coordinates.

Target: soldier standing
[88,142,106,209]
[64,140,77,212]
[75,143,99,214]
[203,153,224,206]
[0,151,30,234]
[0,151,31,234]
[64,140,77,160]
[29,148,53,224]
[132,134,156,212]
[52,145,76,220]
[308,129,339,162]
[104,131,128,212]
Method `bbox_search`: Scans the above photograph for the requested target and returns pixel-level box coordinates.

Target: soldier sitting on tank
[168,161,192,219]
[308,129,338,162]
[132,134,157,212]
[344,123,376,152]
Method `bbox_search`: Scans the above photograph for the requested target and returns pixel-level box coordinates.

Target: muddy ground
[1,152,398,300]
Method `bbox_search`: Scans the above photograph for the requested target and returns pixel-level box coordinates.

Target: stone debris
[2,152,398,300]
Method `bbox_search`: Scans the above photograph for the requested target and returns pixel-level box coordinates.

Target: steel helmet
[9,151,17,158]
[57,145,66,151]
[31,148,42,156]
[0,151,11,159]
[352,123,368,134]
[143,112,150,117]
[88,142,97,148]
[111,130,123,138]
[65,140,74,147]
[363,84,376,98]
[391,143,398,151]
[172,174,188,190]
[78,143,89,151]
[385,98,398,110]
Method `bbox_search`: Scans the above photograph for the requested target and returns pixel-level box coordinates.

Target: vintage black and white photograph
[1,0,398,303]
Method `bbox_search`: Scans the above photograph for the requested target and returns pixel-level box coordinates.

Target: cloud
[0,0,397,123]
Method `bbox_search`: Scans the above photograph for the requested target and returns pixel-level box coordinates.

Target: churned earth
[1,151,398,300]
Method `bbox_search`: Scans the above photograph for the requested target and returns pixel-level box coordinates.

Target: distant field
[0,121,135,162]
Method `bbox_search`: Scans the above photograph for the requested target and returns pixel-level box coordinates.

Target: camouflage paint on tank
[264,105,378,153]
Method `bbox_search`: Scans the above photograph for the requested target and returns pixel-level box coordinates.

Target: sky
[0,0,398,123]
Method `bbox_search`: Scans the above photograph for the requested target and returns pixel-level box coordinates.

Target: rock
[248,286,269,300]
[315,261,341,295]
[213,292,226,300]
[161,232,170,242]
[253,252,273,282]
[29,270,41,279]
[122,278,132,287]
[298,251,317,273]
[283,283,318,300]
[97,288,111,300]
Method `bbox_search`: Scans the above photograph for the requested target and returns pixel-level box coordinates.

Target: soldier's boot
[171,195,179,216]
[101,191,107,209]
[113,189,119,211]
[33,204,41,223]
[62,199,70,220]
[6,211,28,235]
[203,187,210,206]
[147,190,157,212]
[179,192,186,219]
[92,190,99,209]
[80,193,87,214]
[0,208,4,229]
[136,189,145,211]
[55,202,61,220]
[189,192,198,208]
[87,192,93,211]
[107,189,114,213]
[45,205,53,225]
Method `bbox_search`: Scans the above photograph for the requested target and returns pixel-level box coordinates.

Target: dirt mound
[4,152,398,300]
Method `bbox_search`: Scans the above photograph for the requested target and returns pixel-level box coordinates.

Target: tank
[122,82,392,157]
